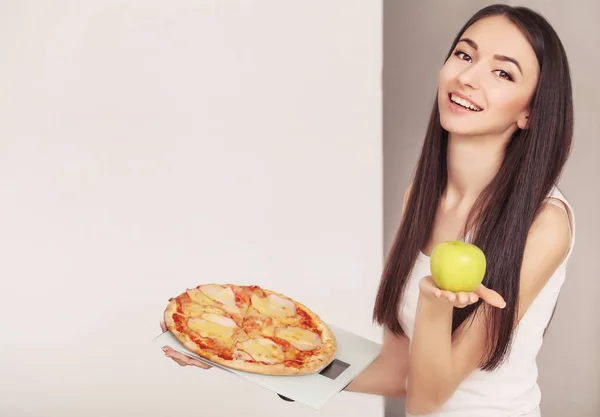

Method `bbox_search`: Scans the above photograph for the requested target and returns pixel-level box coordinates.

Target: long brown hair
[373,4,574,371]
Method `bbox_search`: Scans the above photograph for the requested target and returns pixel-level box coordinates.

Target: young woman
[161,4,575,416]
[344,4,575,416]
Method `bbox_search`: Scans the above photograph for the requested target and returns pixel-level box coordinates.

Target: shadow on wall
[383,1,600,417]
[385,397,407,417]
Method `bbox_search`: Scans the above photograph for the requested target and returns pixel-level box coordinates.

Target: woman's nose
[457,64,482,90]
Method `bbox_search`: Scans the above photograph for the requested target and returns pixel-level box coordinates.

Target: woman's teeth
[450,94,482,112]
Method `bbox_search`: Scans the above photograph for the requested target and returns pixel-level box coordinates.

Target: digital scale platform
[155,323,381,409]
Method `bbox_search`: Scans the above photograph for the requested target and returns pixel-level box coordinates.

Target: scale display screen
[319,359,350,380]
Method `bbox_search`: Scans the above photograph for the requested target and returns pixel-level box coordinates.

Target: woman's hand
[160,322,212,369]
[419,276,506,309]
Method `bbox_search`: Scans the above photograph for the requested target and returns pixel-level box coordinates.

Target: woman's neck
[443,133,506,211]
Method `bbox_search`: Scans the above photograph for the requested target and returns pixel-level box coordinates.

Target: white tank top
[400,186,575,417]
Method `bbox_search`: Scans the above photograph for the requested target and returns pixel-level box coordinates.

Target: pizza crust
[216,355,329,375]
[163,284,337,376]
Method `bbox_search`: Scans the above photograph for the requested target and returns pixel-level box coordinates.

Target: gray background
[383,1,599,416]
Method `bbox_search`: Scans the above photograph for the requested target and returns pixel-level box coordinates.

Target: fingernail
[162,347,168,352]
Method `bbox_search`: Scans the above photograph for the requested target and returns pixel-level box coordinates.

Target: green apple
[429,240,486,292]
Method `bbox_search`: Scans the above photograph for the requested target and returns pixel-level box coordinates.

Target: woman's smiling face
[437,15,540,138]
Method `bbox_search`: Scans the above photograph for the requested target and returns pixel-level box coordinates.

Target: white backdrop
[0,1,384,417]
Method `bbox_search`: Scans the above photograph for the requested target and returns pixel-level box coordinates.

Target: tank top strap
[463,186,575,259]
[544,186,576,261]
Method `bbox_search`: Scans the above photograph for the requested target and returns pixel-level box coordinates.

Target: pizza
[163,283,337,375]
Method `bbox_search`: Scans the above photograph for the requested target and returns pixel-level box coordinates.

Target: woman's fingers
[159,322,211,369]
[420,276,504,309]
[460,292,479,304]
[162,346,212,369]
[441,291,474,307]
[474,285,506,309]
[432,290,481,308]
[172,356,190,367]
[163,349,189,366]
[185,358,212,369]
[163,347,193,367]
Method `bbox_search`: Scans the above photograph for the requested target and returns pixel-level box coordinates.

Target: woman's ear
[517,113,530,130]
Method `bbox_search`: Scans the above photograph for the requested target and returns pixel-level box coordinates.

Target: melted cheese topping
[200,284,236,306]
[232,350,253,361]
[250,293,296,318]
[276,316,301,325]
[237,338,285,364]
[202,313,238,328]
[275,326,322,351]
[199,284,241,314]
[187,288,218,306]
[187,317,237,345]
[181,301,205,318]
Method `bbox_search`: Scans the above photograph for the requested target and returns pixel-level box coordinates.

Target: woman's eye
[494,70,514,81]
[454,51,472,62]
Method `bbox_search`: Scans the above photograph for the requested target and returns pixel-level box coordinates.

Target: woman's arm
[344,327,410,397]
[405,203,571,415]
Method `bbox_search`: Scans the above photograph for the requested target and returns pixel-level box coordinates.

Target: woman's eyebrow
[457,38,523,75]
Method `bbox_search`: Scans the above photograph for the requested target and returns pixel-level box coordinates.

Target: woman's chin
[440,120,481,137]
